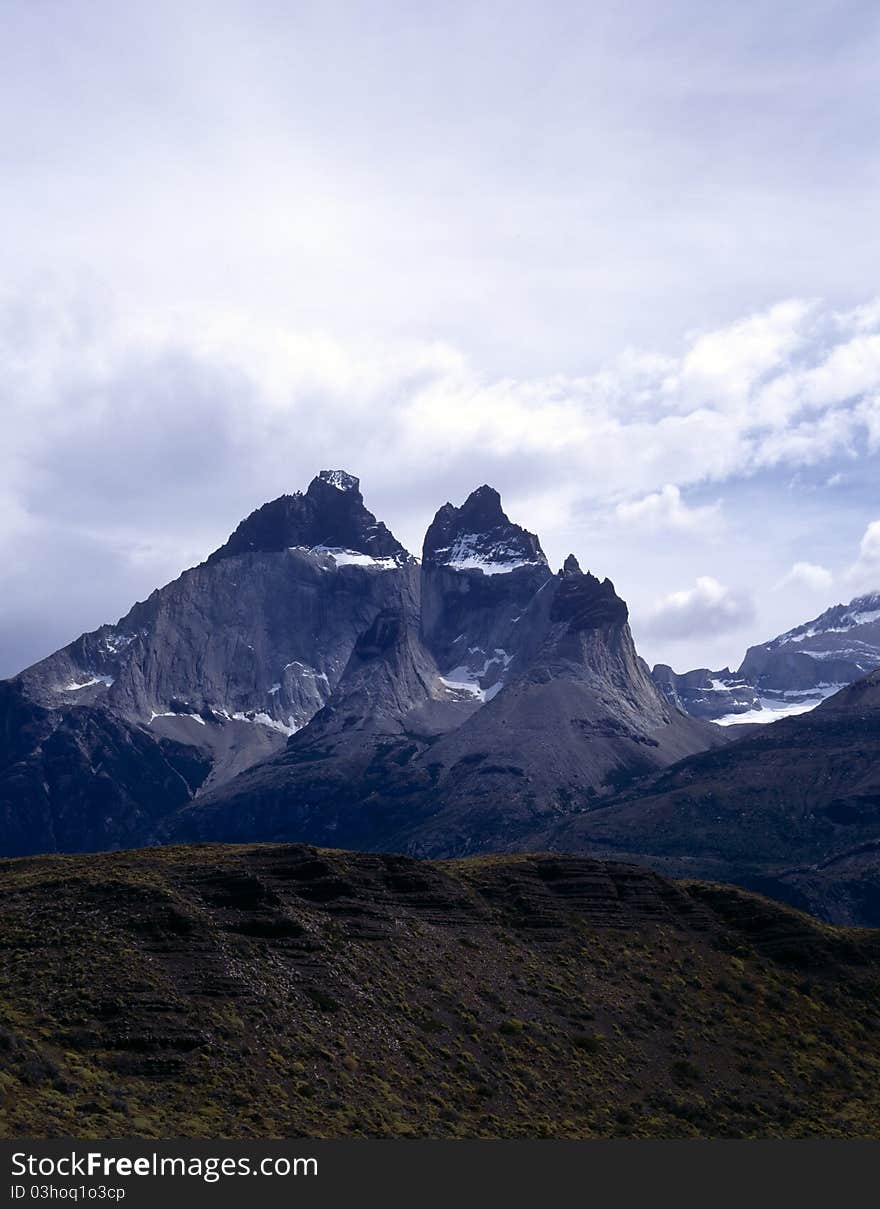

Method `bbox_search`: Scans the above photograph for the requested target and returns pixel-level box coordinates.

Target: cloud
[847,520,880,592]
[678,299,813,409]
[637,576,756,640]
[2,288,880,675]
[615,485,722,534]
[5,289,880,546]
[777,561,833,592]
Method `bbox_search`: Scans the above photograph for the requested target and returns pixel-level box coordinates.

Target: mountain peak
[313,469,360,494]
[549,570,628,631]
[562,554,582,577]
[422,485,547,574]
[459,483,504,519]
[208,473,408,564]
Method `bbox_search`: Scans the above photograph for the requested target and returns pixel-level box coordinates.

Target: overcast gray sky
[3,0,880,676]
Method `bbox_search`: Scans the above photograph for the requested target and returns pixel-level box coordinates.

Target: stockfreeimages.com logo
[11,1151,318,1185]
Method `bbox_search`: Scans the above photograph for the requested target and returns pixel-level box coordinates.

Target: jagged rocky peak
[208,470,411,564]
[549,569,628,632]
[562,554,582,576]
[317,469,359,492]
[420,486,554,698]
[422,485,547,574]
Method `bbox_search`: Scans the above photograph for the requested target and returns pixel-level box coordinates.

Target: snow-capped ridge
[656,589,880,723]
[775,591,880,646]
[434,533,545,575]
[317,469,359,493]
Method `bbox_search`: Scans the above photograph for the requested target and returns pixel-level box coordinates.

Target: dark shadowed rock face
[420,486,553,702]
[208,470,409,564]
[550,570,628,632]
[422,485,546,572]
[0,681,210,857]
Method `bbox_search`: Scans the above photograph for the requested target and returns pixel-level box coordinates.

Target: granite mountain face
[16,470,417,746]
[170,540,721,855]
[1,472,718,857]
[2,472,419,853]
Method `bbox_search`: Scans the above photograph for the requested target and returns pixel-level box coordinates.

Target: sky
[2,0,880,677]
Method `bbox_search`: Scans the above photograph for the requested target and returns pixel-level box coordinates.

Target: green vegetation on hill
[1,844,879,1139]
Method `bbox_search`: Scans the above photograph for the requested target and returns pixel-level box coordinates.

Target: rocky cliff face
[349,561,722,858]
[174,542,720,856]
[420,485,553,702]
[14,471,418,786]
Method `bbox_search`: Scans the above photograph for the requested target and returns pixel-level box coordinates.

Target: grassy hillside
[1,843,879,1139]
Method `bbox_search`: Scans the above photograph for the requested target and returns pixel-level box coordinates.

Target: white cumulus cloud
[615,485,722,534]
[777,561,833,592]
[637,576,756,640]
[847,520,880,592]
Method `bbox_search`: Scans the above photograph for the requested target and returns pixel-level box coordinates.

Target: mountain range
[652,592,880,723]
[0,470,718,857]
[3,470,880,925]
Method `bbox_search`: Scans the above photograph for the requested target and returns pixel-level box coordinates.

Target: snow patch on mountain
[62,675,114,692]
[314,546,400,570]
[435,534,544,575]
[227,710,300,736]
[438,667,504,702]
[776,593,880,646]
[149,709,206,726]
[438,648,512,702]
[288,545,400,570]
[318,469,359,492]
[283,661,330,684]
[99,632,137,655]
[715,684,845,726]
